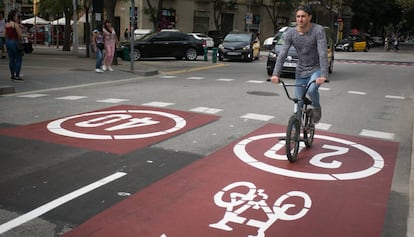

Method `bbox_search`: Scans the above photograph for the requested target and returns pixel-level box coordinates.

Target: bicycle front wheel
[286,116,300,163]
[303,109,315,148]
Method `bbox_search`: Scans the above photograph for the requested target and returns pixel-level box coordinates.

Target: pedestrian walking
[124,28,129,41]
[5,9,24,81]
[102,19,119,72]
[393,37,399,52]
[92,24,104,73]
[0,12,6,59]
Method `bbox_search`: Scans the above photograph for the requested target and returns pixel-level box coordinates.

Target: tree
[39,0,73,51]
[143,0,163,31]
[81,0,92,57]
[212,0,237,31]
[260,0,301,34]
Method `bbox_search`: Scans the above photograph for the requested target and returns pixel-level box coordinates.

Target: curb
[408,118,414,237]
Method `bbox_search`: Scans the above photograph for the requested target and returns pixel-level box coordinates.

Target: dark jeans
[5,39,22,77]
[96,49,103,69]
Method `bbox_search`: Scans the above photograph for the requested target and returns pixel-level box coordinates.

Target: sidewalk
[29,44,159,76]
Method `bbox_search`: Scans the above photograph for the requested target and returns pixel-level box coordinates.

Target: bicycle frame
[279,80,314,117]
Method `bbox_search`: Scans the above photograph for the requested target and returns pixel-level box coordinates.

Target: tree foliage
[212,0,237,31]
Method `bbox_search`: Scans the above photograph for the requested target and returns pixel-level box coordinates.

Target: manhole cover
[247,91,279,96]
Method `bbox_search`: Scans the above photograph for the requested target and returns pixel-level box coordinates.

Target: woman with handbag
[102,19,119,72]
[92,24,104,73]
[5,9,24,81]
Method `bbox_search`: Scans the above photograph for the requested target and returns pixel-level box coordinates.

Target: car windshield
[224,33,251,42]
[275,31,286,45]
[139,32,157,41]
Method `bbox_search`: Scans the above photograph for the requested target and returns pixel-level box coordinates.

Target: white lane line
[241,113,274,121]
[359,129,395,140]
[96,98,129,103]
[142,101,175,107]
[319,87,331,91]
[0,172,127,234]
[56,96,87,100]
[216,78,234,82]
[247,80,265,84]
[160,75,177,79]
[315,123,332,130]
[348,91,367,95]
[385,95,405,100]
[187,76,205,80]
[190,107,223,114]
[17,94,48,98]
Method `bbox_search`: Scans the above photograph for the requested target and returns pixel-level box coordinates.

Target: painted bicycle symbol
[209,181,312,237]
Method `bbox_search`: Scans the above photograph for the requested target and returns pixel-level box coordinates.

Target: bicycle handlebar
[266,78,329,102]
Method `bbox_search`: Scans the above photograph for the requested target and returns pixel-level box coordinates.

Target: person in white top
[0,12,6,59]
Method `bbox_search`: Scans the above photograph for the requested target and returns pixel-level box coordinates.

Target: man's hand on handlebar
[270,75,280,84]
[316,77,328,85]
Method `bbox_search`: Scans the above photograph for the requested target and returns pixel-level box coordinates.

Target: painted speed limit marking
[47,110,186,140]
[0,105,219,154]
[233,133,384,181]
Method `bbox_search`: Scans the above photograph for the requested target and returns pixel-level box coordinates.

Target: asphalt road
[0,43,413,237]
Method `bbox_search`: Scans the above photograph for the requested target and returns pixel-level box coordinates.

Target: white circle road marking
[47,110,186,140]
[233,133,384,181]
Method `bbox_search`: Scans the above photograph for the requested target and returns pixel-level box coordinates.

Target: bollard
[212,47,218,63]
[203,47,208,61]
[123,47,130,61]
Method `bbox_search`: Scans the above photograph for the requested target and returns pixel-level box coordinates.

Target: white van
[133,29,153,40]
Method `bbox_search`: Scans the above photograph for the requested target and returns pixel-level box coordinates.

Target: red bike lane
[62,123,398,237]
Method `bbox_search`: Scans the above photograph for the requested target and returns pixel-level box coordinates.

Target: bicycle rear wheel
[303,109,315,148]
[286,116,300,163]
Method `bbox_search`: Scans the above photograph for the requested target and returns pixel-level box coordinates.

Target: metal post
[72,0,79,55]
[130,0,135,72]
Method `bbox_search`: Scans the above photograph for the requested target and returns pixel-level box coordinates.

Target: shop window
[159,8,176,30]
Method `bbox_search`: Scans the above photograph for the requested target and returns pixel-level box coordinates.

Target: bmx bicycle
[268,78,328,163]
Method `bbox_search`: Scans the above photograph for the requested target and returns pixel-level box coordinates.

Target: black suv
[266,26,334,76]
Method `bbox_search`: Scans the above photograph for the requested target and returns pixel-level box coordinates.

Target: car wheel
[133,48,141,61]
[185,48,198,61]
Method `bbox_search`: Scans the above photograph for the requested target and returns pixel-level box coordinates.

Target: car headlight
[243,45,251,50]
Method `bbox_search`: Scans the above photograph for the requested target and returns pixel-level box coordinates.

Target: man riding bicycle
[270,5,329,123]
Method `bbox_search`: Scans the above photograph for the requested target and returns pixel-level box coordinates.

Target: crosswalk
[10,74,405,141]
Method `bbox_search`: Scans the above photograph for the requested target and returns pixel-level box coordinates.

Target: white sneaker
[108,66,114,72]
[95,68,103,73]
[102,65,107,71]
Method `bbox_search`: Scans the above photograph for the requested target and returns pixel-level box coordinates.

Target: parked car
[188,33,214,48]
[218,32,260,62]
[335,36,369,52]
[133,29,153,40]
[263,36,274,49]
[117,31,205,61]
[370,36,384,47]
[208,30,226,47]
[266,26,335,76]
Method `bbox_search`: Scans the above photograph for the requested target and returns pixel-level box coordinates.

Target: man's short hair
[296,5,312,15]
